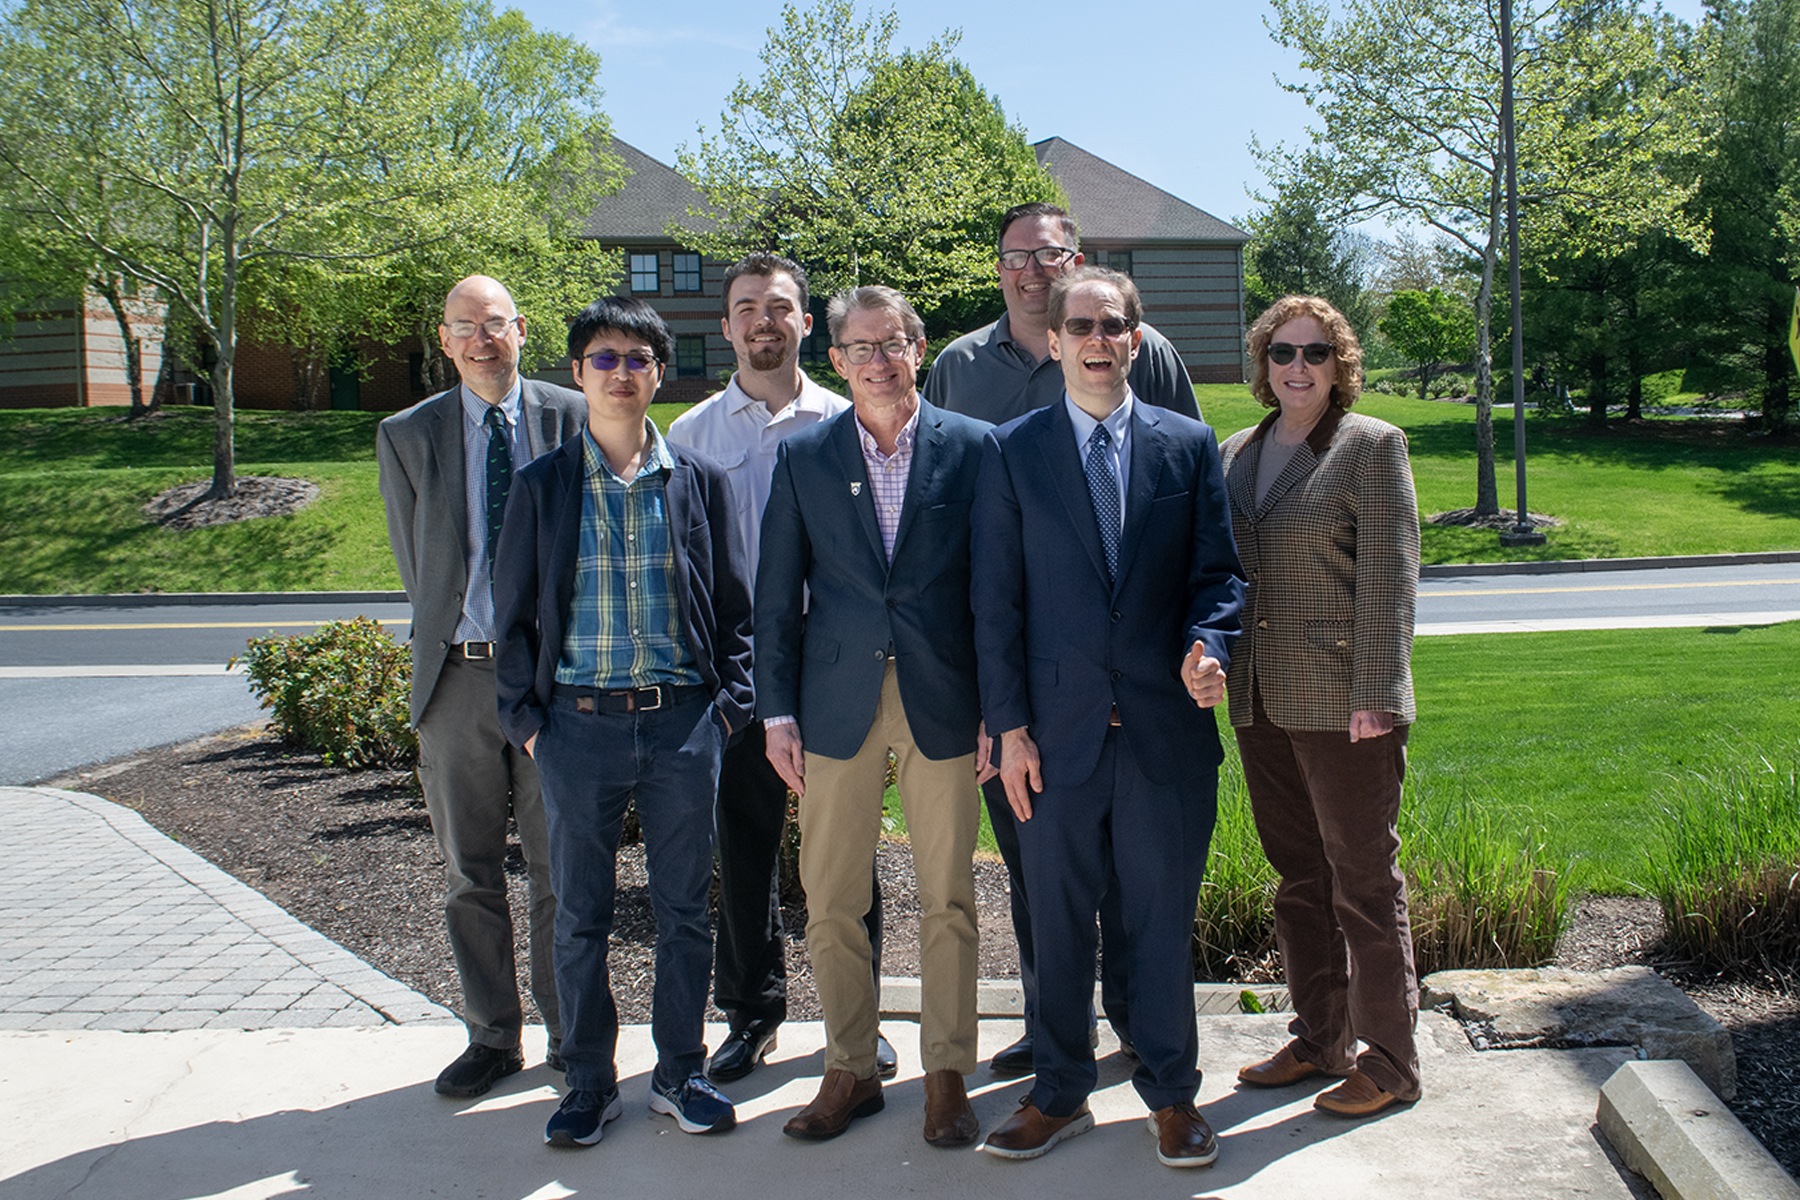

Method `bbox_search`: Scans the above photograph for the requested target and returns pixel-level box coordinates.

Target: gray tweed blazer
[1219,406,1419,731]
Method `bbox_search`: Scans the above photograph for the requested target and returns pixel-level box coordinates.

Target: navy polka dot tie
[484,406,512,563]
[1085,423,1120,584]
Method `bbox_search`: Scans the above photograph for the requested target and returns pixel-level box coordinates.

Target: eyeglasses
[445,315,521,339]
[1268,341,1334,366]
[998,245,1077,271]
[584,349,658,373]
[1061,317,1135,339]
[835,339,915,365]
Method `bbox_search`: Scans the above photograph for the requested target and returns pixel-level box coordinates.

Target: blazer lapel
[548,439,585,623]
[1035,404,1113,589]
[520,382,551,460]
[830,412,886,572]
[430,391,470,562]
[889,400,942,561]
[1113,405,1166,591]
[663,455,696,619]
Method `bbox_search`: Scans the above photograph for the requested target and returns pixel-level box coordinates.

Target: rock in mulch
[1423,965,1737,1100]
[143,476,320,530]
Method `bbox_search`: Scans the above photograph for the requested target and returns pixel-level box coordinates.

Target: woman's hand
[1348,710,1394,742]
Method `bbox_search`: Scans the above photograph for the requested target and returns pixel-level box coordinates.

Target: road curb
[1419,551,1800,578]
[0,590,409,608]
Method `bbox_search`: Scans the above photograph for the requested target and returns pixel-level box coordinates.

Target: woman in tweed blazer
[1216,295,1421,1118]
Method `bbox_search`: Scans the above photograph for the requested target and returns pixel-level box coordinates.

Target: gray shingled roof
[578,137,716,243]
[1035,137,1248,244]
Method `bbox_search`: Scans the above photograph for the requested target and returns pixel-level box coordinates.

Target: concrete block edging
[1599,1059,1800,1200]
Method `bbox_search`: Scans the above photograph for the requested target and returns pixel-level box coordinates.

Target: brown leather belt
[453,641,496,660]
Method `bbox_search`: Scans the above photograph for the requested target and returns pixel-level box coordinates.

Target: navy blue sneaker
[649,1072,737,1134]
[545,1087,623,1147]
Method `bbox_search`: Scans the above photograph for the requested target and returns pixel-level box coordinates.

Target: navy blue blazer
[492,432,755,749]
[972,400,1245,789]
[755,399,990,762]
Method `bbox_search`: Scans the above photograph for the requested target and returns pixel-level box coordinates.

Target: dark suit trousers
[1020,727,1216,1117]
[711,719,887,1029]
[983,777,1128,1039]
[415,654,558,1049]
[1235,687,1420,1100]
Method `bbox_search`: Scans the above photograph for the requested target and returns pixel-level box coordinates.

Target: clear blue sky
[507,0,1710,237]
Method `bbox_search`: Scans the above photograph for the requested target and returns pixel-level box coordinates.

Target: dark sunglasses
[585,349,657,373]
[1268,341,1334,366]
[1062,316,1135,339]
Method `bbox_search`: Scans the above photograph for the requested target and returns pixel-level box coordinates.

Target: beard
[745,339,790,372]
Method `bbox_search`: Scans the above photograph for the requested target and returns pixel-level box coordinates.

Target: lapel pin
[850,481,862,496]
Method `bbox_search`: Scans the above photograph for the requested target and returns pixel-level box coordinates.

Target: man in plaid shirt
[494,296,753,1149]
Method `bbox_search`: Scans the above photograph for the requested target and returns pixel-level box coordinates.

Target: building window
[1108,250,1133,276]
[673,252,703,293]
[675,334,707,378]
[630,253,660,293]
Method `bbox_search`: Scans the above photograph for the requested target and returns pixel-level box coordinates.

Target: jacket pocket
[1304,620,1351,652]
[803,631,840,663]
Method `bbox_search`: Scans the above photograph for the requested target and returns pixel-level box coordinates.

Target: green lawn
[1408,622,1800,890]
[1,386,1796,593]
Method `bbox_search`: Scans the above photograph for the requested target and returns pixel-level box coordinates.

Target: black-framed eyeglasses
[584,349,658,373]
[998,245,1077,271]
[1268,341,1334,366]
[835,338,915,365]
[1062,316,1135,339]
[446,315,521,339]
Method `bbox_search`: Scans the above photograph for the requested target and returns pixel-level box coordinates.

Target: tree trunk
[1472,181,1502,516]
[1587,347,1608,424]
[210,353,236,498]
[95,278,147,417]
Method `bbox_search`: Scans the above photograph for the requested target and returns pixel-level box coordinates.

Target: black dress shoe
[436,1043,524,1098]
[875,1032,898,1080]
[708,1021,779,1083]
[990,1033,1034,1077]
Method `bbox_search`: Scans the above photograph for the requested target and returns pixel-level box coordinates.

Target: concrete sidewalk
[0,785,1655,1199]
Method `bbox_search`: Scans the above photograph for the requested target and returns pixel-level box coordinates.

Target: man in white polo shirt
[668,253,892,1084]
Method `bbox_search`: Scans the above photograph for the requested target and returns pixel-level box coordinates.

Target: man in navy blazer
[757,285,991,1148]
[493,296,752,1148]
[973,267,1244,1168]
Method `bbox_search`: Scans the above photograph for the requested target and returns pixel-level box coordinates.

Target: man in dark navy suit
[756,285,991,1149]
[972,266,1244,1168]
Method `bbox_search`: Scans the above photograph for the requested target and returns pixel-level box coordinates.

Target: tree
[1689,0,1800,431]
[1381,288,1476,398]
[0,0,615,497]
[1261,0,1707,513]
[1242,184,1376,339]
[677,0,1061,316]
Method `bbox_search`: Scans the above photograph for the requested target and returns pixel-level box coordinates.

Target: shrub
[1648,756,1800,980]
[234,615,417,768]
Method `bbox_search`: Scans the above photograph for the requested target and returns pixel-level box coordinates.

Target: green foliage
[0,0,616,489]
[1381,289,1475,399]
[1242,183,1376,338]
[1648,755,1800,979]
[1261,0,1707,513]
[234,617,416,768]
[676,0,1061,316]
[1193,765,1279,979]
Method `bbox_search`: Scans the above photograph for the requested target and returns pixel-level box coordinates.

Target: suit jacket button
[1111,611,1122,622]
[873,649,886,661]
[1110,669,1122,682]
[886,598,897,609]
[1257,620,1268,629]
[438,641,448,649]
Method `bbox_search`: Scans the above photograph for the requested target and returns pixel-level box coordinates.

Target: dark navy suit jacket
[491,432,755,749]
[754,399,989,762]
[972,400,1245,789]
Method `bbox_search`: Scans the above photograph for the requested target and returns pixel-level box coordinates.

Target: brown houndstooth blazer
[1219,405,1419,732]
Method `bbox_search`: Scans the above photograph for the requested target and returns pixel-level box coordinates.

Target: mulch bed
[47,723,1798,1179]
[142,476,320,531]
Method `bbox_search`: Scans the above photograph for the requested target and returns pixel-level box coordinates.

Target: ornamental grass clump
[1193,769,1279,979]
[1400,779,1570,977]
[234,615,416,769]
[1649,756,1800,981]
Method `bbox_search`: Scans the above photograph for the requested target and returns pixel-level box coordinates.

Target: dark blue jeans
[534,685,724,1095]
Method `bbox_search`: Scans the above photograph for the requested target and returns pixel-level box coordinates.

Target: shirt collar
[854,398,920,457]
[723,369,839,419]
[582,418,675,485]
[1064,389,1135,444]
[460,379,522,428]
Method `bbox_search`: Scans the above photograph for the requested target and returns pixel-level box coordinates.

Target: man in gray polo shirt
[922,202,1201,1077]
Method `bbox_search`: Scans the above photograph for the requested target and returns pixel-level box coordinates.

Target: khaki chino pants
[798,662,979,1078]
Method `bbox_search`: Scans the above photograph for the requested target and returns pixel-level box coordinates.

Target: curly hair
[1246,295,1363,410]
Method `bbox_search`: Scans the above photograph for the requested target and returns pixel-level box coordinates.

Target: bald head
[439,274,527,404]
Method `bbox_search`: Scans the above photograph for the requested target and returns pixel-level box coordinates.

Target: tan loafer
[1238,1043,1344,1088]
[1314,1069,1411,1117]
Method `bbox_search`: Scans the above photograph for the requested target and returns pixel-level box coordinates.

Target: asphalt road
[2,560,1796,784]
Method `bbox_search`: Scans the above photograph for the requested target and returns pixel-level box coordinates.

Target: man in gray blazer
[377,274,586,1098]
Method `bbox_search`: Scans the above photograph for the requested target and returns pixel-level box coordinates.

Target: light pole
[1498,0,1547,547]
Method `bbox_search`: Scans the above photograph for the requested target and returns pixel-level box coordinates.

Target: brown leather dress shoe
[981,1097,1095,1160]
[782,1068,884,1140]
[921,1069,979,1147]
[1237,1043,1343,1088]
[1314,1069,1410,1117]
[1147,1102,1219,1167]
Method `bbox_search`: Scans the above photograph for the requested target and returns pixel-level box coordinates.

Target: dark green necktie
[484,406,512,562]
